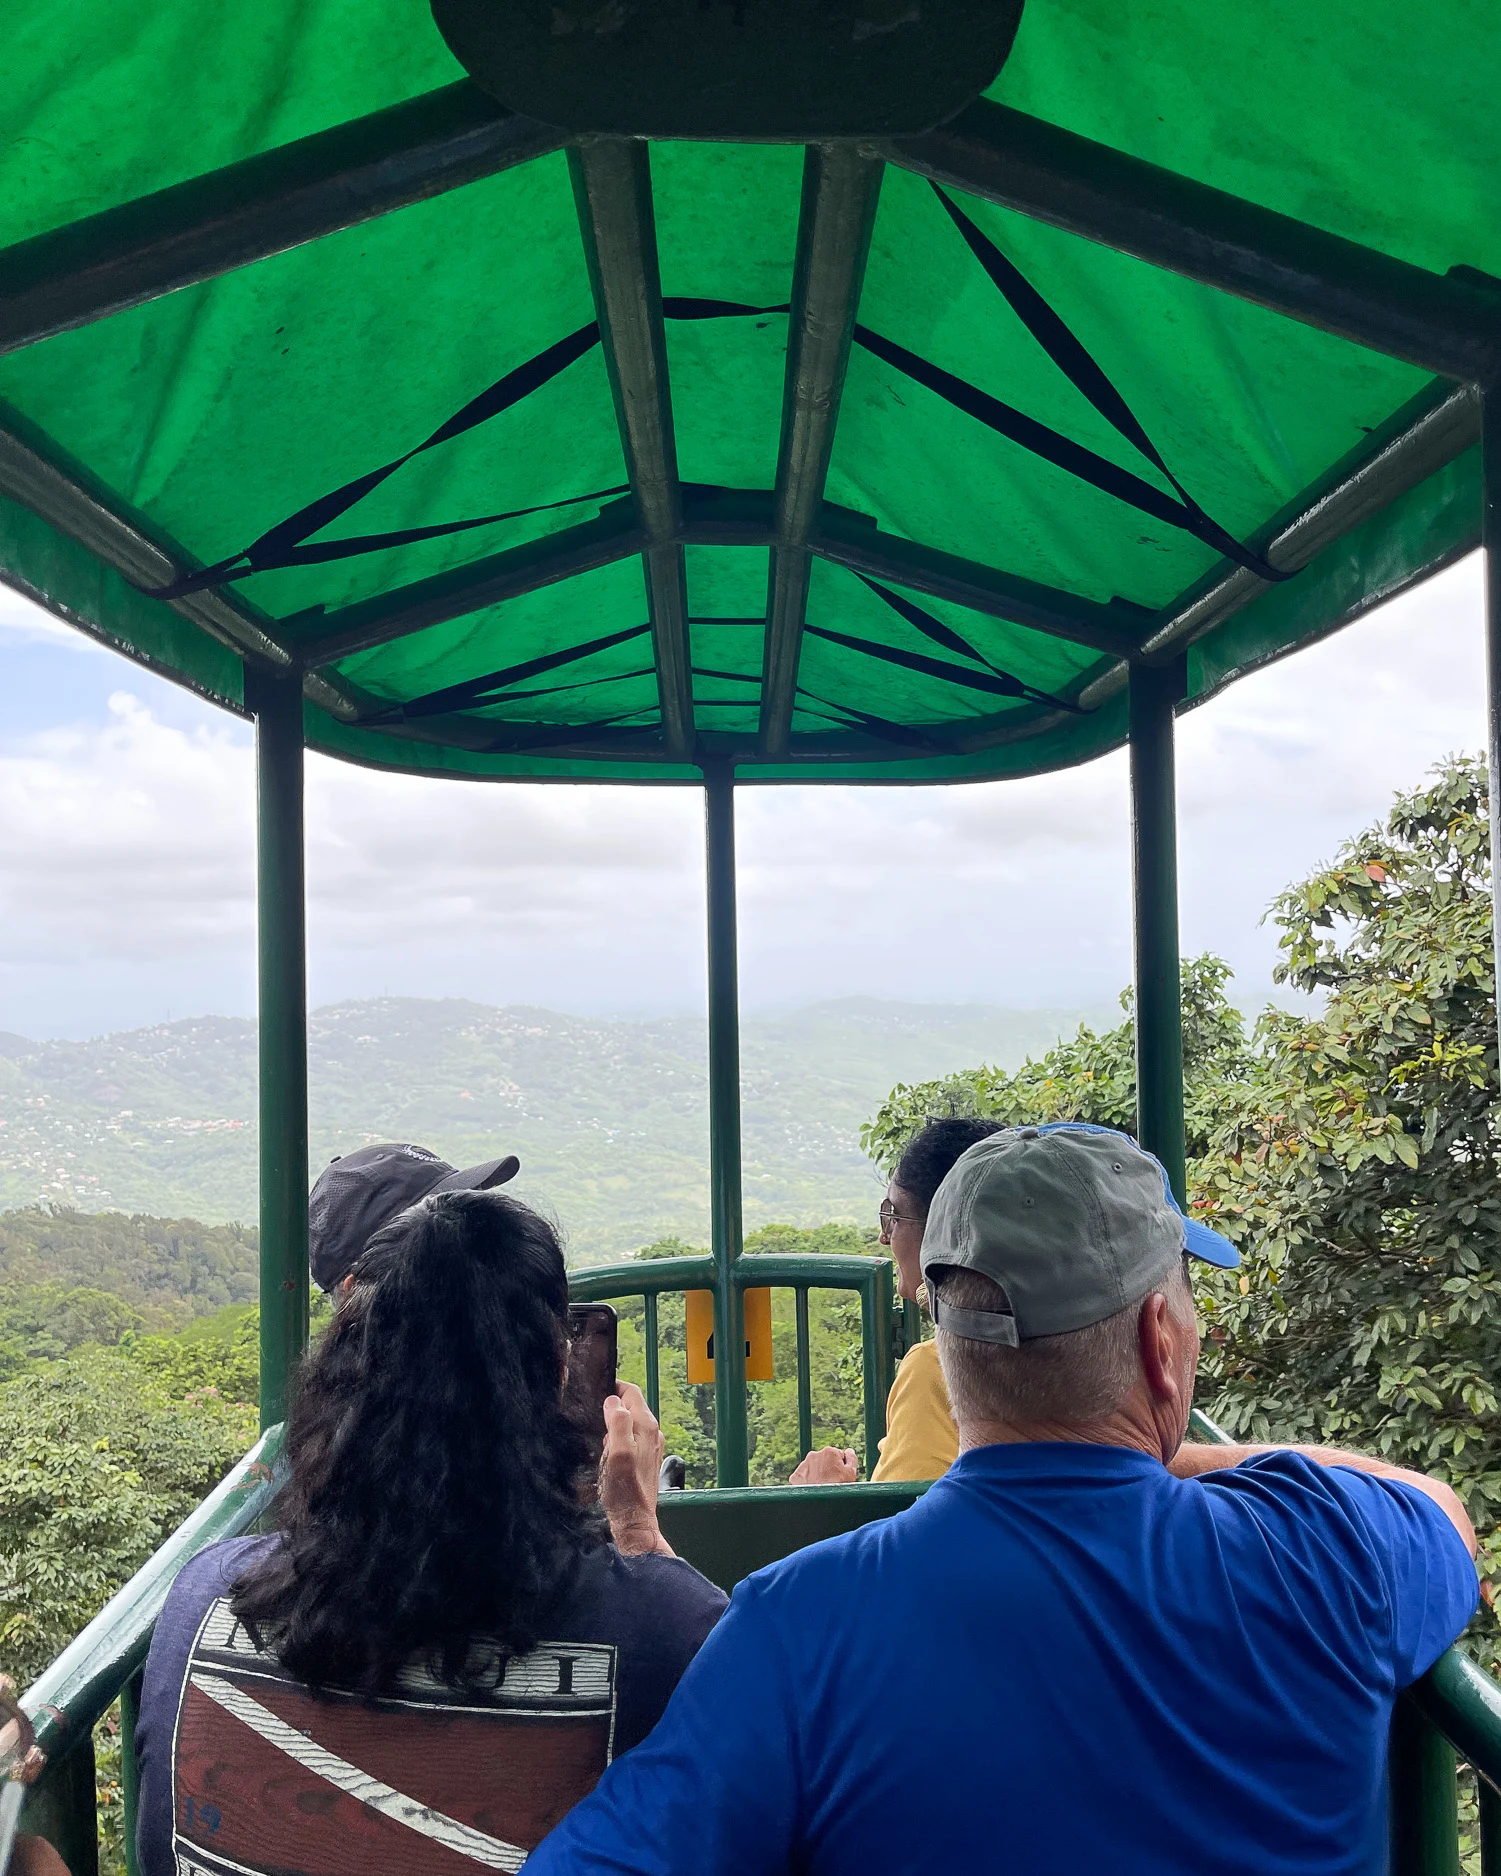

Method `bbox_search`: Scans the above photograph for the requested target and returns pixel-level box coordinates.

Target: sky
[0,553,1487,1039]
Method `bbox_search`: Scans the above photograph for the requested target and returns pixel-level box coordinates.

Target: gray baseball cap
[920,1122,1239,1347]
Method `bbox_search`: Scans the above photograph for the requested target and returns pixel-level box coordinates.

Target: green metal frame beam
[0,410,293,672]
[760,146,884,756]
[292,504,645,668]
[885,99,1501,384]
[1076,377,1481,709]
[291,486,1138,681]
[676,486,1149,655]
[0,85,561,356]
[570,141,695,759]
[1141,378,1479,661]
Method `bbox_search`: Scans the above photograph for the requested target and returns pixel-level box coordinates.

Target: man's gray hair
[935,1259,1194,1428]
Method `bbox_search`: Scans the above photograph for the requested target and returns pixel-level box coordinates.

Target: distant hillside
[0,997,1105,1260]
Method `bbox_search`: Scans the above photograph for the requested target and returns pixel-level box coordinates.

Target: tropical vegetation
[865,755,1501,1663]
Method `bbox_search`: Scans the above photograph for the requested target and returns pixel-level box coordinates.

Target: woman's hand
[600,1383,675,1557]
[789,1446,859,1485]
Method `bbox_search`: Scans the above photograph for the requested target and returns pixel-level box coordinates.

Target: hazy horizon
[1,984,1311,1050]
[0,553,1487,1040]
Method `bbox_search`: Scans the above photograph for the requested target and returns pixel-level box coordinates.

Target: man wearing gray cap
[527,1123,1477,1876]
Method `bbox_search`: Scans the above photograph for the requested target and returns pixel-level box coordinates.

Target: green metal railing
[1188,1406,1493,1873]
[18,1426,285,1876]
[16,1400,1499,1876]
[569,1250,899,1483]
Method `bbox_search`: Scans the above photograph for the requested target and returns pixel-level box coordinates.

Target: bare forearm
[1172,1441,1382,1478]
[1171,1442,1476,1555]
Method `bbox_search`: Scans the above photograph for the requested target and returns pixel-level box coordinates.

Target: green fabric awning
[0,0,1494,784]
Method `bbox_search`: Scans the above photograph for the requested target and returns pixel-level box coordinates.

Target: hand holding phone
[599,1384,673,1557]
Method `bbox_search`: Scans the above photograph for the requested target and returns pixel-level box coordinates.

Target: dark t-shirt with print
[135,1533,727,1876]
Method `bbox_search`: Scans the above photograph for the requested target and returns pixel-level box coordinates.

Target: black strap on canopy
[852,325,1285,584]
[794,684,961,751]
[378,666,660,725]
[138,257,1282,617]
[476,708,661,755]
[926,185,1290,584]
[142,322,617,598]
[364,622,654,722]
[853,575,1087,713]
[803,621,1081,714]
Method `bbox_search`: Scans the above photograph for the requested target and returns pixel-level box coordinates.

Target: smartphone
[565,1304,619,1486]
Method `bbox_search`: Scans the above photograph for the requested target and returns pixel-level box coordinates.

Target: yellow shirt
[870,1339,958,1482]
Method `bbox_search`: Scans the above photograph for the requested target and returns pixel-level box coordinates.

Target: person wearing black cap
[526,1123,1478,1876]
[133,1186,726,1876]
[308,1141,522,1291]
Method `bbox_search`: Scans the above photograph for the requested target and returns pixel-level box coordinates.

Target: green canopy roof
[0,0,1494,784]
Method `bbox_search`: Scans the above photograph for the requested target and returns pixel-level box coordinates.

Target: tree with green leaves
[0,1349,257,1684]
[860,952,1252,1173]
[1193,756,1501,1634]
[863,753,1501,1662]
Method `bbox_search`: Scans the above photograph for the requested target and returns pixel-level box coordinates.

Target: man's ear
[1137,1292,1181,1404]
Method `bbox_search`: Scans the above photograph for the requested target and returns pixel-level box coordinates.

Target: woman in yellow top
[791,1117,1004,1485]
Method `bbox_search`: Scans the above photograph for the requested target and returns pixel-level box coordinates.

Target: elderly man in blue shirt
[528,1123,1477,1876]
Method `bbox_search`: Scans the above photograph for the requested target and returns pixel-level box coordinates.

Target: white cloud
[0,555,1487,1036]
[0,693,254,961]
[1174,555,1486,990]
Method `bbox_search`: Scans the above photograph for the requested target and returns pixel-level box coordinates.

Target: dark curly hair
[894,1117,1007,1212]
[231,1189,604,1691]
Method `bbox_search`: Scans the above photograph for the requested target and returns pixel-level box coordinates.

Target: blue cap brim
[1184,1216,1240,1269]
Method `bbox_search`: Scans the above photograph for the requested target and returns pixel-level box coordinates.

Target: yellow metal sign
[685,1288,774,1383]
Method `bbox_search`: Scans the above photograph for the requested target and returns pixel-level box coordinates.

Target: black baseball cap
[308,1142,521,1291]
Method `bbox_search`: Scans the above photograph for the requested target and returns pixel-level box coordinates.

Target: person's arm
[789,1446,857,1485]
[526,1584,798,1876]
[1170,1441,1476,1555]
[10,1837,70,1876]
[599,1383,675,1557]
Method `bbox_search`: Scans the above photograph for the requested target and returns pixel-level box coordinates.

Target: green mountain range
[0,997,1106,1261]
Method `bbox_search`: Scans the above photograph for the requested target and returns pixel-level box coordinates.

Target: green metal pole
[1484,392,1501,1026]
[252,669,310,1431]
[642,1290,660,1420]
[1128,657,1188,1205]
[120,1671,142,1876]
[1480,1775,1501,1876]
[794,1287,813,1461]
[860,1262,895,1478]
[702,759,748,1485]
[1389,1700,1460,1876]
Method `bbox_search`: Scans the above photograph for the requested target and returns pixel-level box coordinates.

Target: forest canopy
[0,753,1497,1867]
[865,754,1501,1655]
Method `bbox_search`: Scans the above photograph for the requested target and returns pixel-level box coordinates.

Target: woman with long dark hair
[133,1190,726,1876]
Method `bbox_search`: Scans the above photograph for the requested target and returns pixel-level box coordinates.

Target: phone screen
[565,1304,619,1487]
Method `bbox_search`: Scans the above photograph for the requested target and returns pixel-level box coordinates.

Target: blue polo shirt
[525,1445,1476,1876]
